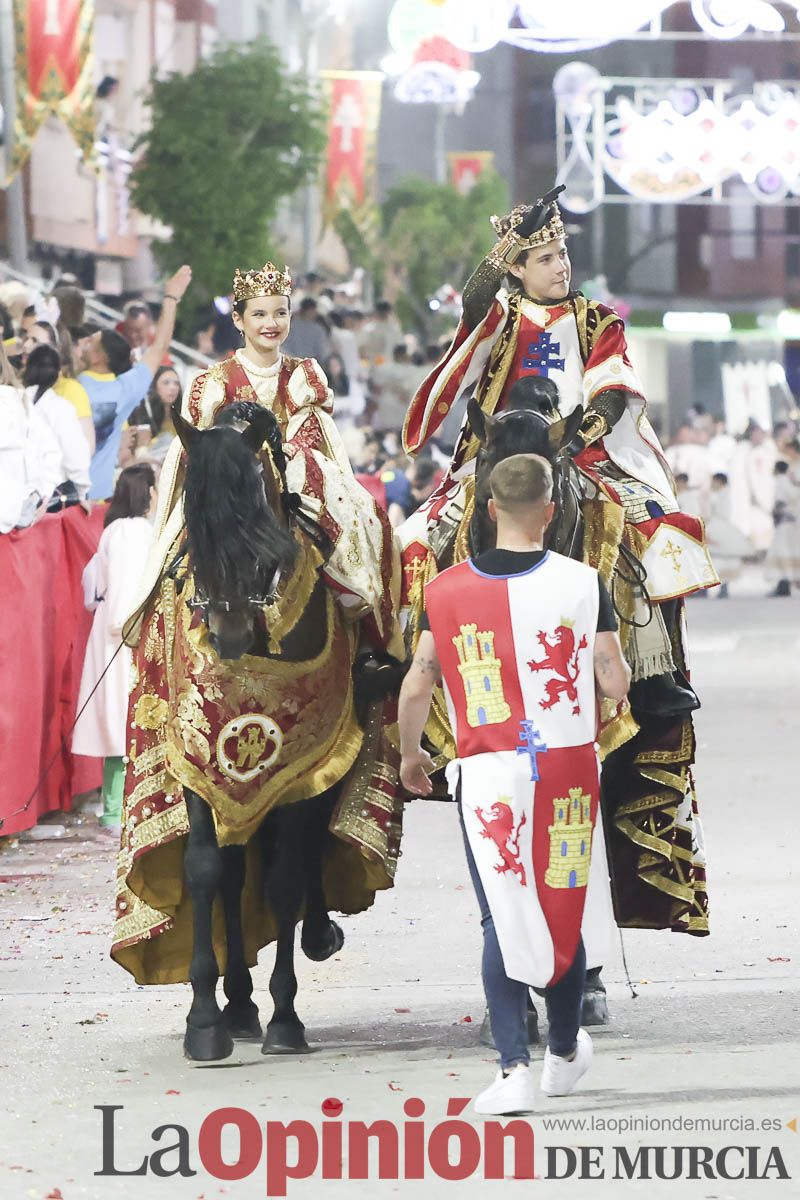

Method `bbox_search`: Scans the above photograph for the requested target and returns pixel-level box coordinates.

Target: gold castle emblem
[545,788,593,889]
[453,623,511,728]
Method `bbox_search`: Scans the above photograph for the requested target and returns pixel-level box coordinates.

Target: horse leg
[581,966,610,1026]
[183,789,233,1061]
[300,791,344,963]
[219,844,262,1039]
[261,806,310,1054]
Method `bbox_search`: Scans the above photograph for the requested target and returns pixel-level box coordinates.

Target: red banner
[448,150,494,195]
[320,71,383,226]
[11,0,96,175]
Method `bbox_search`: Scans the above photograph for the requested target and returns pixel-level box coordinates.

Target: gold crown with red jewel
[232,261,292,304]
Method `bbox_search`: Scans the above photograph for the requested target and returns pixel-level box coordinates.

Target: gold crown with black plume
[488,185,567,269]
[232,261,292,304]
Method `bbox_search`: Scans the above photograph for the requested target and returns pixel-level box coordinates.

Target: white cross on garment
[333,92,363,154]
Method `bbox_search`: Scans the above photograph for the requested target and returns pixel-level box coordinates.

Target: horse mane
[483,408,552,468]
[215,401,288,478]
[506,375,560,416]
[183,424,297,601]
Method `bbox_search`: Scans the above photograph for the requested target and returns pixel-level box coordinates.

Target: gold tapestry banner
[319,70,383,228]
[10,0,96,177]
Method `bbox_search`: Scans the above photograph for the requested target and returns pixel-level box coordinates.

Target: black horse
[464,376,609,1034]
[170,402,387,1060]
[467,375,584,560]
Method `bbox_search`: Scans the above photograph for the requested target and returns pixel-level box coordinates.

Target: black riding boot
[628,669,700,718]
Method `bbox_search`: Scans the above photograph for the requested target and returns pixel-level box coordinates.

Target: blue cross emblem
[522,331,565,378]
[516,719,549,781]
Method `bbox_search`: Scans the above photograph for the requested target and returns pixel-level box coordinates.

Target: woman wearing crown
[130,260,401,657]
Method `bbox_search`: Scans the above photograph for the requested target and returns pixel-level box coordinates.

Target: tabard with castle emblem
[425,551,613,987]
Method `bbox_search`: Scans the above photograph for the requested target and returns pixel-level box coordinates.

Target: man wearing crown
[131,261,402,659]
[399,190,711,964]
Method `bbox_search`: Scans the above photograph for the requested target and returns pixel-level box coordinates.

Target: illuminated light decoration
[663,311,732,334]
[776,309,800,337]
[393,61,481,105]
[690,0,789,37]
[438,0,517,53]
[435,0,800,54]
[386,0,480,104]
[556,71,800,208]
[604,89,800,203]
[553,62,605,214]
[387,0,444,55]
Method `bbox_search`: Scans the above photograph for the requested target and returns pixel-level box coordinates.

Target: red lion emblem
[528,625,588,715]
[474,803,527,887]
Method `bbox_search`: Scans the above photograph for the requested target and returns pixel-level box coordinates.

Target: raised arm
[398,630,441,795]
[141,266,192,375]
[462,255,509,331]
[594,630,631,702]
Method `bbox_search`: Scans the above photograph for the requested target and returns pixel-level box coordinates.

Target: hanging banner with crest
[319,70,383,229]
[10,0,96,176]
[448,150,494,194]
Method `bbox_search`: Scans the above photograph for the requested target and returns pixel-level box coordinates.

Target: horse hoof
[301,920,345,962]
[262,1020,311,1055]
[184,1022,234,1062]
[222,1000,263,1040]
[478,1006,540,1048]
[581,990,610,1026]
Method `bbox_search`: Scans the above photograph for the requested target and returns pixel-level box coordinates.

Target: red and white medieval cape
[401,291,717,603]
[424,551,613,987]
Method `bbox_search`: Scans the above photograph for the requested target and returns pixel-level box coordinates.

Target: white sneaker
[474,1063,536,1115]
[540,1028,593,1097]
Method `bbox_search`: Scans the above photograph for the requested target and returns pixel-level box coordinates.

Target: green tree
[131,41,326,325]
[379,171,508,336]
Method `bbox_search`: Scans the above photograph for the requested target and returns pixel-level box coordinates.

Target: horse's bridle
[551,448,583,560]
[187,564,283,620]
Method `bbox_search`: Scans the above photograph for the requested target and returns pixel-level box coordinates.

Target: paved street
[1,595,798,1200]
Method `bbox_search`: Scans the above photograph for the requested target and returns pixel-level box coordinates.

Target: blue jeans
[458,801,586,1069]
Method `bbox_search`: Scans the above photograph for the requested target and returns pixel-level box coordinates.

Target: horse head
[467,385,585,557]
[468,389,583,468]
[174,401,298,659]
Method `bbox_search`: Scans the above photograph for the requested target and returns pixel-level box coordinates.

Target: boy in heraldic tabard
[398,454,630,1115]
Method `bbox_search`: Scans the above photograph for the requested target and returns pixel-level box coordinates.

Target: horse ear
[241,408,275,455]
[172,401,199,452]
[548,405,584,454]
[468,397,496,446]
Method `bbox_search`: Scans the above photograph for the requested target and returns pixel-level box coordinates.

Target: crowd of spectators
[662,408,800,597]
[0,269,187,526]
[3,268,799,576]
